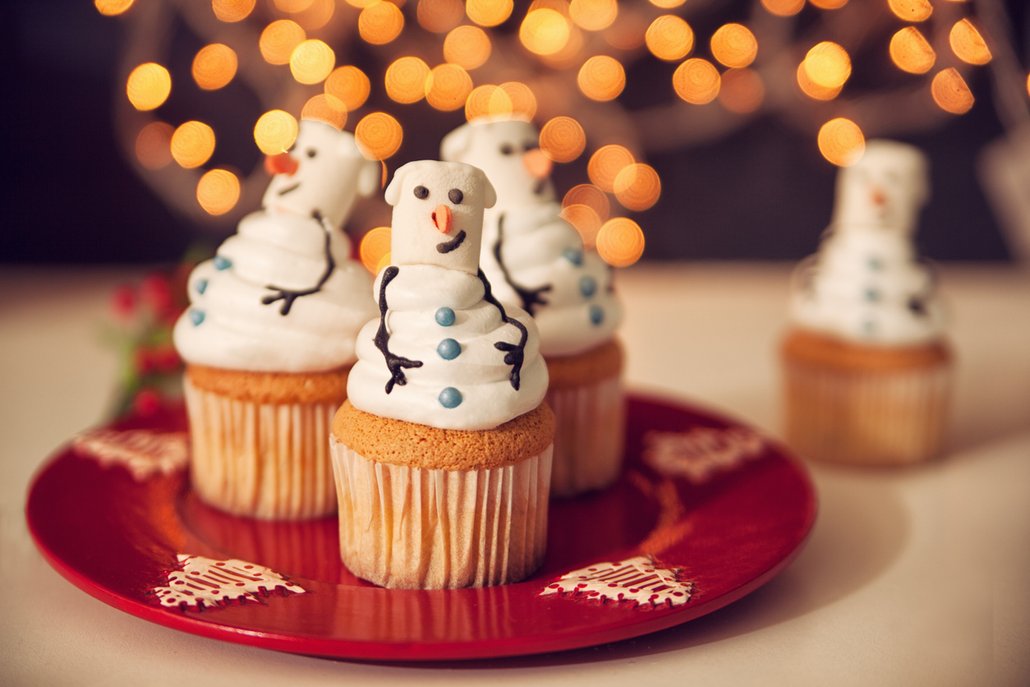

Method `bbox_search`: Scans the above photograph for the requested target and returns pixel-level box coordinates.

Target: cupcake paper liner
[184,379,338,519]
[546,375,625,497]
[330,437,553,589]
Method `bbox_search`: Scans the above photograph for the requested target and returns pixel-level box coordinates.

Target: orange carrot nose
[265,152,299,176]
[523,148,552,179]
[432,204,453,234]
[871,188,887,206]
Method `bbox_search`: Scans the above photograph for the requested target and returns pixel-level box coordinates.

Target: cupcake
[331,160,553,589]
[442,117,624,497]
[173,118,381,518]
[783,140,952,465]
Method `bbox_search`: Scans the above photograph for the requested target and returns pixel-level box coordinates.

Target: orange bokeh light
[426,64,474,111]
[802,41,851,89]
[588,145,635,193]
[356,112,404,160]
[192,43,237,91]
[359,1,405,45]
[301,94,347,129]
[614,163,661,212]
[260,20,306,65]
[520,8,571,56]
[889,27,935,74]
[325,66,371,112]
[171,121,216,169]
[596,217,645,268]
[577,55,626,101]
[672,58,721,105]
[540,116,587,163]
[561,204,603,246]
[809,0,848,8]
[135,122,174,170]
[500,81,538,118]
[467,0,513,28]
[710,23,758,69]
[385,56,431,104]
[817,117,865,167]
[197,169,241,216]
[646,15,694,62]
[760,0,804,17]
[444,25,492,70]
[887,0,933,22]
[359,226,393,274]
[563,184,610,221]
[931,68,975,114]
[211,0,254,23]
[290,39,335,84]
[126,63,171,111]
[569,0,618,32]
[254,110,299,155]
[949,19,992,66]
[95,0,134,16]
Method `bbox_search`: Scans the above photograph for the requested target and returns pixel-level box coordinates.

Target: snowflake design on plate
[153,554,306,611]
[540,555,693,609]
[73,429,188,481]
[643,427,765,484]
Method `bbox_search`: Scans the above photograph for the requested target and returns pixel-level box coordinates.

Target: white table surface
[2,263,1028,686]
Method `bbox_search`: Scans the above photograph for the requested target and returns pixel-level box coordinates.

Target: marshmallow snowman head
[384,160,497,275]
[262,119,381,229]
[440,117,555,210]
[832,139,929,235]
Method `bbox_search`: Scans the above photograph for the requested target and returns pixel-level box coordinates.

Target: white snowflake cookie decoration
[153,554,306,611]
[73,429,188,481]
[540,555,693,609]
[643,427,765,484]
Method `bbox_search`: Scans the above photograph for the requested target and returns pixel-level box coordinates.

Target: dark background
[2,1,1025,265]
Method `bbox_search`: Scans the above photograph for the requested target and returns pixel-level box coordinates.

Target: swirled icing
[347,264,548,430]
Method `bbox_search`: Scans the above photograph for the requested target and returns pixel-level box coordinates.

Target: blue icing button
[435,307,456,327]
[438,387,463,409]
[579,275,597,298]
[562,248,584,266]
[589,304,604,326]
[437,338,461,360]
[195,278,208,295]
[188,309,205,326]
[213,255,232,271]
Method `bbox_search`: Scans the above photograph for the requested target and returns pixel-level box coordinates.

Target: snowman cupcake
[442,117,624,497]
[782,140,953,465]
[331,160,554,589]
[174,117,380,518]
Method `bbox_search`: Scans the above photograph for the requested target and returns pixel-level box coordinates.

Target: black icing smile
[436,230,467,254]
[277,181,301,196]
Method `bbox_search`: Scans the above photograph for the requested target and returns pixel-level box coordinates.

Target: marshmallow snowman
[831,139,929,235]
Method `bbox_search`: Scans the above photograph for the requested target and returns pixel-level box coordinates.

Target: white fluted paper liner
[184,379,338,519]
[330,437,553,589]
[546,375,625,497]
[783,359,952,465]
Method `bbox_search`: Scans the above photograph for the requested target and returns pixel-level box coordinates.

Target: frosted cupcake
[783,140,952,465]
[331,160,554,589]
[442,118,624,497]
[173,118,380,518]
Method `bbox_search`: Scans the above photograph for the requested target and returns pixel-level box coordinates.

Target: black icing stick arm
[478,269,527,391]
[262,210,336,316]
[493,213,552,316]
[374,266,423,394]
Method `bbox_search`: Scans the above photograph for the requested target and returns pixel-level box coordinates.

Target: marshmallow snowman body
[442,118,622,357]
[346,160,549,430]
[791,140,945,344]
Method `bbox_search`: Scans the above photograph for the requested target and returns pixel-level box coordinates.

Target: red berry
[133,389,161,416]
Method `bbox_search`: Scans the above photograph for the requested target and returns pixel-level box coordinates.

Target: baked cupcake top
[790,140,946,345]
[346,160,549,431]
[173,119,380,373]
[441,117,622,358]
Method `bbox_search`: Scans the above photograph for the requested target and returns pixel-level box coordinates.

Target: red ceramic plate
[26,393,815,661]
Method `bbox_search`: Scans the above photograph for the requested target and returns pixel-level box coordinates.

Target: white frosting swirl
[347,264,549,430]
[173,210,376,372]
[482,202,622,357]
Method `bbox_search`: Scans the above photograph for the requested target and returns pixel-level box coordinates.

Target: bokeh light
[417,0,465,33]
[569,0,618,32]
[426,63,474,111]
[254,110,299,155]
[465,85,508,120]
[540,116,586,163]
[171,121,216,169]
[577,55,626,101]
[211,0,255,23]
[135,122,174,170]
[444,25,492,70]
[325,66,371,111]
[649,0,686,8]
[301,94,347,129]
[95,0,134,16]
[802,41,851,89]
[614,163,661,211]
[356,112,404,160]
[817,117,865,167]
[760,0,804,17]
[290,39,335,84]
[718,68,765,113]
[273,0,315,12]
[588,145,635,192]
[126,63,171,111]
[359,1,405,45]
[192,43,237,90]
[292,0,335,30]
[809,0,848,8]
[520,8,572,56]
[467,0,514,28]
[887,0,932,22]
[359,226,392,274]
[672,58,721,104]
[931,68,974,114]
[949,19,991,66]
[499,81,537,118]
[645,15,694,62]
[560,204,603,246]
[197,169,241,216]
[596,217,645,268]
[710,23,758,69]
[889,27,935,74]
[563,184,610,220]
[796,62,841,100]
[260,20,306,65]
[385,56,431,104]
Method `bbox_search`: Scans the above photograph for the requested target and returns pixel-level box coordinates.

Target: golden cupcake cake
[173,117,380,518]
[442,117,624,497]
[331,160,554,589]
[783,140,953,465]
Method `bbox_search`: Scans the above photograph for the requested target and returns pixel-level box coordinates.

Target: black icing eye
[448,188,463,204]
[306,148,317,158]
[500,143,515,155]
[523,141,537,152]
[413,185,429,199]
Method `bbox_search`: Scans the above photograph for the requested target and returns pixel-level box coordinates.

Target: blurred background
[3,0,1027,265]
